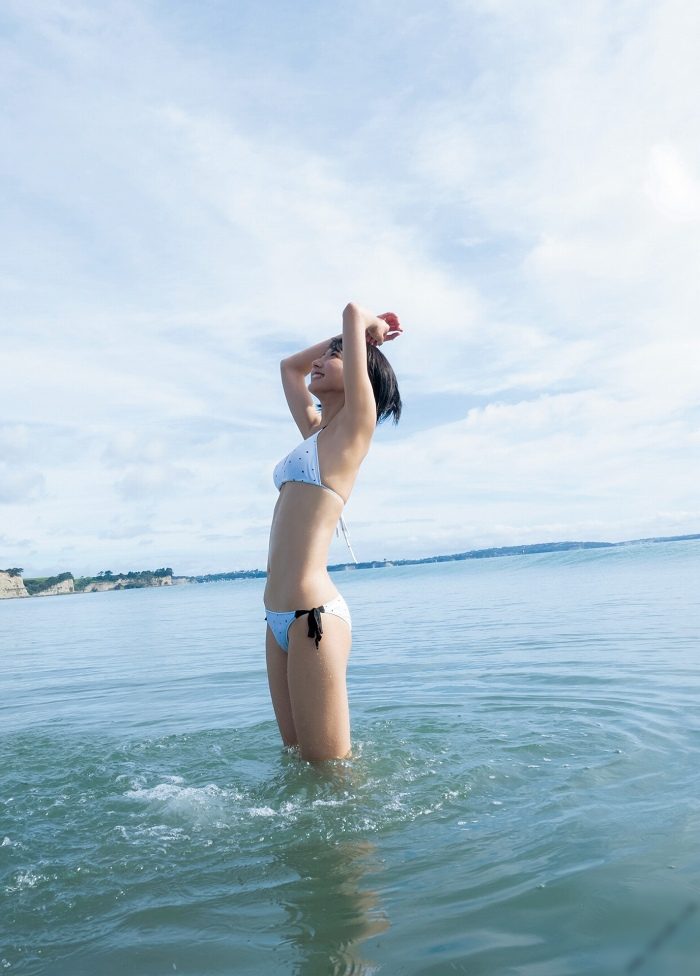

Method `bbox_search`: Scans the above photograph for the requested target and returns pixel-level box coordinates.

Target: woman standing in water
[265,303,403,762]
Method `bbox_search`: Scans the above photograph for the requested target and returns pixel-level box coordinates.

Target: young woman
[264,302,403,762]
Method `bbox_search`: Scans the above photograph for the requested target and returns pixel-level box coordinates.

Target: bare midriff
[264,482,345,611]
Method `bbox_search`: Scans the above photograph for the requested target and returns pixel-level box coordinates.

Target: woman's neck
[316,392,344,428]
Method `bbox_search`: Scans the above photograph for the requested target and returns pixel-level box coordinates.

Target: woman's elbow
[343,302,367,329]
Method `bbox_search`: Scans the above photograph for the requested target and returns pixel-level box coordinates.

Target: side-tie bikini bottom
[265,594,351,652]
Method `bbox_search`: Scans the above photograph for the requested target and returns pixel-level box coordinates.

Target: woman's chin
[309,379,343,398]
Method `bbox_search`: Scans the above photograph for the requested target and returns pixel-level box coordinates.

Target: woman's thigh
[266,626,298,748]
[286,613,352,762]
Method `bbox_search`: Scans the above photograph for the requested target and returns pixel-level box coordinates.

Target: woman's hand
[366,312,403,346]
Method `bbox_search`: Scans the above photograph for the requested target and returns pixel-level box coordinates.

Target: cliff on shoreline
[0,568,188,600]
[0,571,30,599]
[79,575,177,593]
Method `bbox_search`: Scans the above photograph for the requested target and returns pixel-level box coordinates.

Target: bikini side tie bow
[294,606,324,648]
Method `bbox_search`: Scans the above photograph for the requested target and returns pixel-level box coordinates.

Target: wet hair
[328,336,402,425]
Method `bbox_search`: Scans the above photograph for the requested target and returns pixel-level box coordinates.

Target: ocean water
[1,540,699,975]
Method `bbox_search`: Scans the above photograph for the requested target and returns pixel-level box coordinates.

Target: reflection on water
[275,836,389,976]
[268,755,390,975]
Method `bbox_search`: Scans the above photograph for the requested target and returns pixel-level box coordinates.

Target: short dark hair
[329,337,402,425]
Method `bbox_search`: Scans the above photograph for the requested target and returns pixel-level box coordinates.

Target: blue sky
[1,0,699,576]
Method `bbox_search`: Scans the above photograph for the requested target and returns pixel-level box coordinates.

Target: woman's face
[308,345,344,394]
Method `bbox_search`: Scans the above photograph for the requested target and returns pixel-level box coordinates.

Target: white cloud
[113,463,194,502]
[0,467,46,504]
[646,145,700,221]
[1,0,698,574]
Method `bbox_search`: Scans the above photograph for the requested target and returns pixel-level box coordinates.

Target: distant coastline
[327,532,700,573]
[0,568,183,600]
[192,532,700,581]
[2,533,698,600]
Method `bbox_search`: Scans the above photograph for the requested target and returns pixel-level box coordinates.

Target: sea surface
[1,540,699,975]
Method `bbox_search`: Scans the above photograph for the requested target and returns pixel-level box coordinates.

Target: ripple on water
[2,545,700,973]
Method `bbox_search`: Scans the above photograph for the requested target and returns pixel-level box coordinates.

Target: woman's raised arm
[341,303,401,433]
[280,336,339,437]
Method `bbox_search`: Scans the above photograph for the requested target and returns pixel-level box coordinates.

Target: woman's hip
[265,593,351,654]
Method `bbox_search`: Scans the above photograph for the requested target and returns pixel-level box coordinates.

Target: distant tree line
[194,570,266,582]
[94,568,173,579]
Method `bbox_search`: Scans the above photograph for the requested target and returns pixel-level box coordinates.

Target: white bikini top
[273,428,345,504]
[273,428,357,563]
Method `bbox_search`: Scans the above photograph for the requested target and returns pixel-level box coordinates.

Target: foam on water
[1,540,699,974]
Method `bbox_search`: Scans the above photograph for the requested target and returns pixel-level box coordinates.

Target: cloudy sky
[1,0,699,577]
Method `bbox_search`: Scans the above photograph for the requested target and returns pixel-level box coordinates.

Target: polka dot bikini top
[273,428,344,504]
[273,428,357,562]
